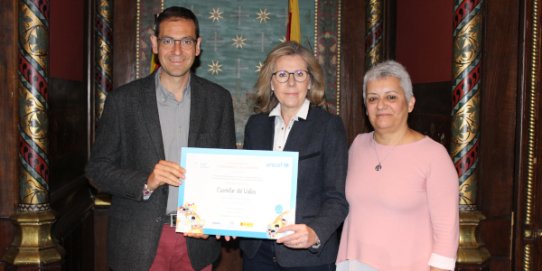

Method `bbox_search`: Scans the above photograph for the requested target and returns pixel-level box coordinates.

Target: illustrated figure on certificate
[266,210,292,238]
[177,203,205,234]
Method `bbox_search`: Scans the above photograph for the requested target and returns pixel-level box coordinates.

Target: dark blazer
[239,106,348,267]
[85,73,236,271]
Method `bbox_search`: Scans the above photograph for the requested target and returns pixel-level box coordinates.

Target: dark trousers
[243,240,335,271]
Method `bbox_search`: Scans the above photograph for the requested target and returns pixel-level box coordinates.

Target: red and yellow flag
[150,53,160,74]
[287,0,301,43]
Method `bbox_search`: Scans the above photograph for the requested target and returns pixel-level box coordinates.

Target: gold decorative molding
[2,208,64,265]
[365,0,383,68]
[136,0,141,78]
[94,192,112,207]
[335,0,342,115]
[451,0,490,265]
[95,0,113,120]
[5,0,64,266]
[456,210,491,263]
[522,0,539,270]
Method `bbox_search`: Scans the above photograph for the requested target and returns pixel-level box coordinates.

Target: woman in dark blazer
[239,41,349,271]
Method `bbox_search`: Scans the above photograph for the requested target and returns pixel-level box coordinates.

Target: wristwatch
[143,184,154,199]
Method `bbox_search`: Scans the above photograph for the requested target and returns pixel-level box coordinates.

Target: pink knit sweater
[337,133,459,271]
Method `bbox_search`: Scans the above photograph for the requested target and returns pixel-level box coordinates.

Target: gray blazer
[239,106,348,267]
[86,73,236,271]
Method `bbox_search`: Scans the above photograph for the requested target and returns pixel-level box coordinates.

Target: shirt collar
[269,99,310,121]
[154,68,191,102]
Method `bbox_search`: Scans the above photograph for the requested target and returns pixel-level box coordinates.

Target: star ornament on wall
[208,60,223,75]
[232,35,247,48]
[209,8,223,22]
[256,62,264,72]
[256,9,270,23]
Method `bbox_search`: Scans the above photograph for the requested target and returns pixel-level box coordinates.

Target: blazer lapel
[188,74,203,147]
[262,116,275,150]
[284,107,312,151]
[137,74,165,159]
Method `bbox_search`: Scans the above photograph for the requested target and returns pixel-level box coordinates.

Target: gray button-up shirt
[154,70,191,214]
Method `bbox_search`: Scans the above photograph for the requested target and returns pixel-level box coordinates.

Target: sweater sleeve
[426,144,460,269]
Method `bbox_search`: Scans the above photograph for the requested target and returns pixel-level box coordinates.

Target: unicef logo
[266,162,290,168]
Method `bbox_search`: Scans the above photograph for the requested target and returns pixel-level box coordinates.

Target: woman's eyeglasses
[272,70,309,83]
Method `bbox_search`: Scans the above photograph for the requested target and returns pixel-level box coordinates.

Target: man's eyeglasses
[157,37,196,49]
[272,70,309,83]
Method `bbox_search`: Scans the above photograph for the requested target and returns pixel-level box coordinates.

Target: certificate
[176,147,298,239]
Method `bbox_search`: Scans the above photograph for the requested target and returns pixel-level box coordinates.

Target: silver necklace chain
[372,134,398,172]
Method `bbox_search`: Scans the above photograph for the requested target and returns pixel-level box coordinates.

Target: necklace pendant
[375,164,382,171]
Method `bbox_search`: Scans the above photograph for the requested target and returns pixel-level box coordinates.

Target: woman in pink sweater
[336,61,459,271]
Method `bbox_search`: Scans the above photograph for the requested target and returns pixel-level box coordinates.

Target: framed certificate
[176,147,298,239]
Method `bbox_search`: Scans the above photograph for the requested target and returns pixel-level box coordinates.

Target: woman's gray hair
[362,60,413,103]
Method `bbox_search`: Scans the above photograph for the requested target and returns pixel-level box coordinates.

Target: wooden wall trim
[0,0,20,263]
[0,0,19,212]
[112,0,137,88]
[515,0,542,269]
[50,176,94,238]
[477,0,520,269]
[409,81,451,147]
[340,0,368,143]
[340,0,396,143]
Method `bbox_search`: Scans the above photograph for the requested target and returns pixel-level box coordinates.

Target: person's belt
[164,213,177,227]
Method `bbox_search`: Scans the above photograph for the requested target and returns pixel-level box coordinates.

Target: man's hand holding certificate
[176,147,298,239]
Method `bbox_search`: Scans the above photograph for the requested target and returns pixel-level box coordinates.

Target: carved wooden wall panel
[477,0,520,269]
[340,0,369,142]
[0,1,19,268]
[515,0,542,270]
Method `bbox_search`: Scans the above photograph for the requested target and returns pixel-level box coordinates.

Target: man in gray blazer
[86,6,236,271]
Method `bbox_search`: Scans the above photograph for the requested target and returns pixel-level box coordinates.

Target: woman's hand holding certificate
[276,224,319,249]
